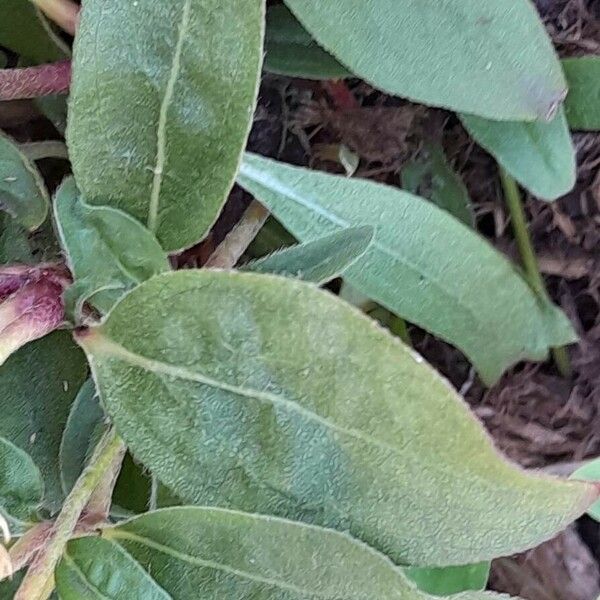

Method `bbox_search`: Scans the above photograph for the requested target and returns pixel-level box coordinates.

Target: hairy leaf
[460,108,575,201]
[78,271,595,566]
[68,0,265,251]
[264,5,351,79]
[243,226,373,284]
[54,178,169,316]
[562,57,600,131]
[283,0,565,120]
[0,332,87,512]
[0,0,67,63]
[0,133,48,231]
[0,437,43,523]
[58,507,514,599]
[404,563,490,595]
[572,460,600,521]
[0,214,32,264]
[237,153,576,385]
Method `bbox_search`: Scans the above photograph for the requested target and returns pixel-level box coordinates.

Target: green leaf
[264,5,351,80]
[54,178,170,317]
[283,0,565,120]
[401,144,473,227]
[59,379,106,495]
[572,459,600,521]
[0,331,88,512]
[67,0,265,252]
[243,226,373,284]
[237,153,576,385]
[58,508,512,599]
[0,132,49,231]
[77,270,595,566]
[0,437,43,523]
[404,563,490,596]
[0,0,67,63]
[562,57,600,131]
[0,213,33,264]
[460,107,575,201]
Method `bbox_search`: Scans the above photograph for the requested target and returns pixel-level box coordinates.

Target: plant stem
[204,200,270,269]
[390,316,412,346]
[15,429,125,600]
[19,141,69,161]
[0,61,71,101]
[31,0,79,35]
[499,167,571,378]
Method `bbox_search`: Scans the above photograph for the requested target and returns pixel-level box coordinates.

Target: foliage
[1,0,600,598]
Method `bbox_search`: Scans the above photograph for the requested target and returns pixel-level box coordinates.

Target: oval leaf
[265,5,351,79]
[283,0,565,120]
[237,153,576,385]
[58,508,513,599]
[0,331,88,512]
[460,108,575,201]
[77,270,596,566]
[67,0,265,251]
[562,57,600,132]
[0,133,48,231]
[243,226,373,284]
[0,437,43,523]
[54,178,170,316]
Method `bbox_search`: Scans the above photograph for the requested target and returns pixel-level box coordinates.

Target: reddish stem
[0,61,72,101]
[322,80,360,111]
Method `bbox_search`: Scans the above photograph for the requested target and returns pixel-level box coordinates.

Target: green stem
[15,429,125,600]
[390,316,412,346]
[499,168,571,378]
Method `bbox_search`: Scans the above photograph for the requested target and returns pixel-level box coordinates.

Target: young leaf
[264,5,351,80]
[404,563,490,595]
[0,331,88,512]
[242,225,373,284]
[0,437,43,523]
[58,507,511,599]
[562,57,600,131]
[460,107,575,201]
[0,133,48,231]
[237,153,576,385]
[68,0,265,252]
[54,178,170,316]
[77,271,596,566]
[283,0,565,120]
[59,379,106,495]
[571,459,600,521]
[0,0,67,64]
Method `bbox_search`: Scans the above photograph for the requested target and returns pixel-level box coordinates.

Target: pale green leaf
[59,379,106,495]
[0,331,88,512]
[571,459,600,521]
[59,507,515,599]
[404,563,490,596]
[460,107,575,201]
[0,0,67,63]
[243,226,373,284]
[77,271,595,566]
[283,0,565,120]
[237,153,576,385]
[0,437,43,523]
[0,132,48,231]
[54,178,170,316]
[562,57,600,131]
[68,0,265,252]
[265,5,351,80]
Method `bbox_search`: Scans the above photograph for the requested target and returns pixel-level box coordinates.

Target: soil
[1,0,599,598]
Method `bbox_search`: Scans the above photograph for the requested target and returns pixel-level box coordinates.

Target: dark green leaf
[404,563,490,595]
[264,5,351,79]
[54,178,170,316]
[0,437,43,523]
[563,57,600,131]
[59,508,512,599]
[0,213,33,264]
[237,153,576,385]
[243,226,373,284]
[460,108,575,201]
[78,271,595,566]
[0,0,67,63]
[34,95,69,136]
[68,0,265,251]
[0,331,88,512]
[283,0,565,120]
[0,132,48,231]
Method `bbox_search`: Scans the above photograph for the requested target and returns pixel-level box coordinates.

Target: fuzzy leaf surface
[562,57,600,131]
